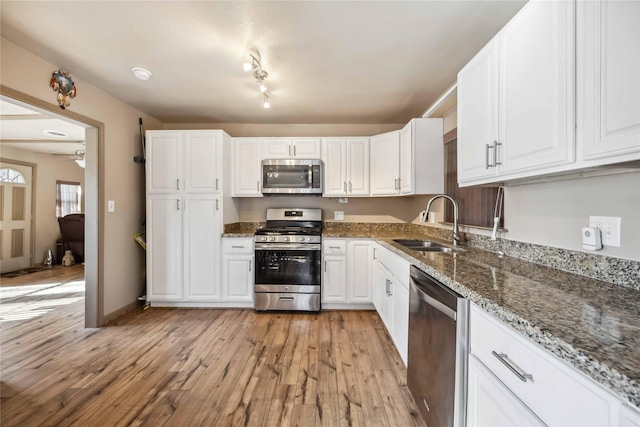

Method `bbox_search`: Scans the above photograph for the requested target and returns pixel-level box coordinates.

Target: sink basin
[393,239,465,253]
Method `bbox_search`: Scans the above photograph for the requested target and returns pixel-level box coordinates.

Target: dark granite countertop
[362,232,640,408]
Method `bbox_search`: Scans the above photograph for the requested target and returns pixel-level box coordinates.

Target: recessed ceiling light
[43,130,68,137]
[132,67,152,81]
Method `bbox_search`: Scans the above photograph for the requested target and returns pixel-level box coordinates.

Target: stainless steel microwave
[262,159,323,195]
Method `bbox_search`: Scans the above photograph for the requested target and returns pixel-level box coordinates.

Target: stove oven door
[254,245,321,291]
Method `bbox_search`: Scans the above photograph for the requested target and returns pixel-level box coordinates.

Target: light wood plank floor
[1,267,425,426]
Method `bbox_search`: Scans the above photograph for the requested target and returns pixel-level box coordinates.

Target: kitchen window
[56,181,82,218]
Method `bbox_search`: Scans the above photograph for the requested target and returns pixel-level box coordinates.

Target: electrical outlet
[589,216,621,247]
[334,211,344,221]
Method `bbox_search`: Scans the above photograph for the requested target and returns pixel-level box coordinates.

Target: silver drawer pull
[279,296,294,301]
[232,245,244,249]
[492,351,533,382]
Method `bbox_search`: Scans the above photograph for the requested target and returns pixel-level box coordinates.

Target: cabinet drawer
[378,246,410,289]
[323,239,347,255]
[470,306,613,426]
[222,238,254,253]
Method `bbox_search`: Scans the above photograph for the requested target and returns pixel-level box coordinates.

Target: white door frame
[0,159,36,272]
[1,85,104,328]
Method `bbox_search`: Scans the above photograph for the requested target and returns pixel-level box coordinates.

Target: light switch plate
[108,200,115,212]
[334,211,344,221]
[589,216,621,247]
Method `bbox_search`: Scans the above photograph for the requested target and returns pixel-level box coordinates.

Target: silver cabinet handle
[485,143,493,169]
[388,280,393,296]
[494,141,502,166]
[344,181,347,193]
[288,145,292,156]
[177,178,180,190]
[394,178,398,190]
[373,247,377,260]
[492,351,533,382]
[249,260,252,272]
[257,181,260,193]
[232,245,244,249]
[348,181,352,192]
[324,261,327,272]
[215,199,219,211]
[397,178,401,190]
[215,178,219,190]
[176,199,180,210]
[293,145,297,156]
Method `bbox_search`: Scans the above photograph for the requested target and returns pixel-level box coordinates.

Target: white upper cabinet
[457,39,500,183]
[147,131,222,194]
[262,138,322,159]
[457,0,576,186]
[400,118,444,195]
[578,0,640,164]
[371,119,443,196]
[232,138,262,197]
[370,131,401,195]
[322,137,370,196]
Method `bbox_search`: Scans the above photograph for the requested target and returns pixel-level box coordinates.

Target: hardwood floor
[1,269,425,426]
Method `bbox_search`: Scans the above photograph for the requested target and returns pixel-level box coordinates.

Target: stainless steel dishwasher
[407,265,469,427]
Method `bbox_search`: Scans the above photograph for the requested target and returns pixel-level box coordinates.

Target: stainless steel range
[254,208,322,311]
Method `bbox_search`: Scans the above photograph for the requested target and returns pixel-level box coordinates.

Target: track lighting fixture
[244,51,272,109]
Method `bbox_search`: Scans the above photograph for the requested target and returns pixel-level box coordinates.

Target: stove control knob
[284,237,290,242]
[269,236,275,241]
[300,237,306,242]
[260,236,267,241]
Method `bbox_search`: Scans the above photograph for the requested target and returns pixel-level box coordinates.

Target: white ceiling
[0,0,526,125]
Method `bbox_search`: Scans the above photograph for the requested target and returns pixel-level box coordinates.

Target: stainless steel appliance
[254,208,322,311]
[261,159,323,195]
[408,265,469,427]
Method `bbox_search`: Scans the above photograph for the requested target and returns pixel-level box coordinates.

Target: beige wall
[1,38,164,317]
[1,145,85,264]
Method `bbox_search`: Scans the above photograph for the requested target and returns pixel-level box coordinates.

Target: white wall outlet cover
[589,216,621,247]
[337,197,348,203]
[334,211,344,221]
[107,200,115,212]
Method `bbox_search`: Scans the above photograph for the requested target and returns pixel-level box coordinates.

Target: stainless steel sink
[393,239,465,253]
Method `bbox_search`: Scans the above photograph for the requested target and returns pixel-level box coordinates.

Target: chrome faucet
[422,194,460,246]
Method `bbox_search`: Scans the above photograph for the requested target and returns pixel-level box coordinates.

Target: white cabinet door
[233,138,262,196]
[621,405,640,427]
[322,255,347,303]
[183,195,221,301]
[457,39,500,183]
[147,195,183,301]
[262,139,292,159]
[222,254,254,302]
[376,264,394,333]
[498,0,575,175]
[346,138,370,196]
[347,240,374,303]
[184,131,221,193]
[146,131,183,194]
[322,138,347,196]
[399,122,413,194]
[579,0,640,163]
[468,356,545,427]
[292,138,322,158]
[370,131,400,196]
[392,281,409,364]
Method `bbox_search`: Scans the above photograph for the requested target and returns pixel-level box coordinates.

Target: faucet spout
[422,194,460,246]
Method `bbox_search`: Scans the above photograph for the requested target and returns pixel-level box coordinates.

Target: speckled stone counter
[223,222,264,237]
[323,222,640,408]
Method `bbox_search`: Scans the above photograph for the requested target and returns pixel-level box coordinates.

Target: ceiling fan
[49,149,86,168]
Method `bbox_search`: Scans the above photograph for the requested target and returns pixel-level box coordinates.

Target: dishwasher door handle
[412,279,457,321]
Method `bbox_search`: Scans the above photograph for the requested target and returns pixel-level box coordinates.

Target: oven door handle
[254,244,321,251]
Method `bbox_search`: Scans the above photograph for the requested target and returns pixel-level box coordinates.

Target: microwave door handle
[308,166,312,187]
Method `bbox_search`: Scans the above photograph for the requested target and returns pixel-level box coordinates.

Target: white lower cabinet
[468,355,545,427]
[374,245,410,365]
[322,239,375,308]
[221,237,254,305]
[469,304,638,427]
